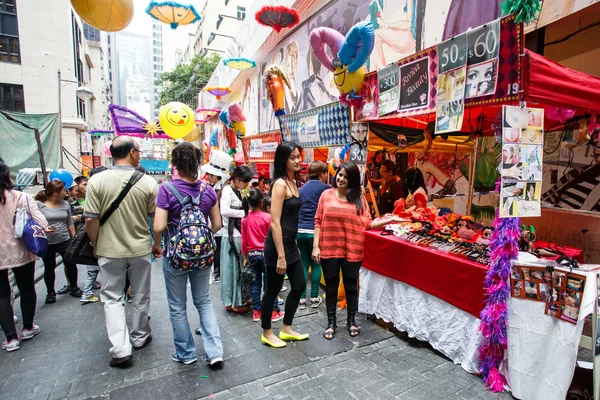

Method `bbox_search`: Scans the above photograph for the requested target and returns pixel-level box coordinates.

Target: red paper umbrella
[255,6,300,33]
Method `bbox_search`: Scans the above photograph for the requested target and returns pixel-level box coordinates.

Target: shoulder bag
[65,171,144,265]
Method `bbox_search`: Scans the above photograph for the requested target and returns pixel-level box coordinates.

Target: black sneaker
[57,285,71,295]
[133,335,152,350]
[109,355,133,368]
[213,275,220,282]
[69,287,82,298]
[45,293,56,304]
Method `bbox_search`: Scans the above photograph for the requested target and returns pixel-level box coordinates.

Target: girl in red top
[313,162,401,340]
[241,189,284,324]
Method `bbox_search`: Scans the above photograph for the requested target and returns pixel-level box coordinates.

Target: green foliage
[155,53,221,108]
[459,137,501,190]
[501,0,542,23]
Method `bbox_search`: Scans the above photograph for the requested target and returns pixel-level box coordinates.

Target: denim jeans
[81,265,100,296]
[248,252,280,312]
[163,257,224,363]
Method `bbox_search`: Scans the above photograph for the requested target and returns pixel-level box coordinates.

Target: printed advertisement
[297,114,320,144]
[399,57,429,111]
[350,122,369,165]
[249,139,263,158]
[500,106,544,218]
[377,62,400,116]
[435,67,466,133]
[465,20,500,99]
[510,264,586,325]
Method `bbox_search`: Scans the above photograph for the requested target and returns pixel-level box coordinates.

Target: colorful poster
[500,106,545,218]
[399,56,430,111]
[350,122,369,165]
[435,66,466,133]
[298,114,320,144]
[377,62,400,116]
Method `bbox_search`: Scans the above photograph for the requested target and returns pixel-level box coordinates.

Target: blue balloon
[49,169,73,188]
[219,109,231,128]
[338,21,375,73]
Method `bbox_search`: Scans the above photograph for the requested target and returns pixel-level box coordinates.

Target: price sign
[438,34,467,74]
[378,63,400,116]
[467,20,500,65]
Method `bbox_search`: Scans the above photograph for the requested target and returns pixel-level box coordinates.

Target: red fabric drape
[362,230,487,318]
[523,50,600,114]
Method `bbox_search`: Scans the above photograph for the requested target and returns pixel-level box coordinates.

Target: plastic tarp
[0,112,61,178]
[523,49,600,113]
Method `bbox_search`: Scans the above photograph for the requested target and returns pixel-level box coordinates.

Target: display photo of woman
[465,59,497,98]
[313,162,402,340]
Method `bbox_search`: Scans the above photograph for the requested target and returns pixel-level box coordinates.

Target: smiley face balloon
[333,65,365,94]
[159,102,195,139]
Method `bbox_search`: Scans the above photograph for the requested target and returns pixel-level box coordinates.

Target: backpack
[165,181,216,271]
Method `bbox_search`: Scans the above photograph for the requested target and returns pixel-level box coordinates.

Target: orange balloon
[71,0,134,32]
[182,126,201,142]
[266,75,285,113]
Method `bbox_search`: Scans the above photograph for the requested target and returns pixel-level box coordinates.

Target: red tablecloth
[362,230,487,318]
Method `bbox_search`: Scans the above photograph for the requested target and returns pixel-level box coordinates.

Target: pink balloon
[309,27,345,72]
[103,141,112,157]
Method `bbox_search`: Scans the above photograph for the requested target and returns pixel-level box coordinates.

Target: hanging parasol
[204,86,232,100]
[145,0,201,29]
[105,104,171,139]
[255,6,300,33]
[195,108,220,124]
[222,57,256,71]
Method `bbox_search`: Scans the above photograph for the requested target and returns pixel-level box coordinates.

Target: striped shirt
[314,189,372,262]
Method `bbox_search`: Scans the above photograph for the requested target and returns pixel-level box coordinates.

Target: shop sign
[377,62,400,116]
[80,133,92,153]
[249,139,263,158]
[262,142,278,152]
[438,34,467,74]
[399,57,430,111]
[297,114,320,144]
[92,156,102,167]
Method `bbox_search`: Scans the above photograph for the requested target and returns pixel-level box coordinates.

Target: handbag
[16,195,48,257]
[65,171,144,265]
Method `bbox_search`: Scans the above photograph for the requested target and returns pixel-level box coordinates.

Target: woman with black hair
[219,165,253,313]
[0,161,48,352]
[153,142,224,368]
[313,162,401,340]
[260,142,309,348]
[404,167,428,196]
[35,180,81,303]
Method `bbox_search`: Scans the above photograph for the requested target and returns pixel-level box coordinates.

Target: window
[0,83,24,111]
[237,6,246,20]
[0,0,20,63]
[83,23,101,42]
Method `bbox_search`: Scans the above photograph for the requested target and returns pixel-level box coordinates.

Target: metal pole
[466,137,478,215]
[57,69,64,168]
[34,129,48,187]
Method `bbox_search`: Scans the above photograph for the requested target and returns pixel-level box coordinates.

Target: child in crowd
[241,189,284,323]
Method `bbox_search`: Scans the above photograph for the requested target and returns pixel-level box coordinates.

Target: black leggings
[260,258,305,330]
[214,236,222,277]
[321,258,361,324]
[42,241,79,294]
[0,262,36,341]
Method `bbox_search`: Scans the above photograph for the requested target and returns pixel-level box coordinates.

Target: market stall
[350,14,600,400]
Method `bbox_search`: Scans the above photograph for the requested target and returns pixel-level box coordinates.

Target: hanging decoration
[145,0,201,29]
[104,104,170,139]
[209,127,219,148]
[182,125,201,142]
[264,64,292,116]
[204,86,232,100]
[71,0,134,32]
[222,57,257,71]
[254,5,300,33]
[202,140,210,163]
[500,0,542,24]
[218,103,247,138]
[225,126,237,155]
[478,215,520,392]
[158,102,195,139]
[195,108,219,125]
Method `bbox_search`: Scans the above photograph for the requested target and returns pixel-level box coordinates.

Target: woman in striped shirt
[312,162,401,340]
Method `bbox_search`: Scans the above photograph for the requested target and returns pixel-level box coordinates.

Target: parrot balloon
[264,64,291,117]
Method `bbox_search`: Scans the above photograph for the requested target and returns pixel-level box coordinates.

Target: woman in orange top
[312,162,401,339]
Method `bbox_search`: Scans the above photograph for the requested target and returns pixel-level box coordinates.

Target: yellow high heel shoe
[279,331,309,341]
[261,334,286,348]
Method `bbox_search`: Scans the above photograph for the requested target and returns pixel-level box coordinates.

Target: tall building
[151,21,163,120]
[0,0,112,173]
[113,32,152,120]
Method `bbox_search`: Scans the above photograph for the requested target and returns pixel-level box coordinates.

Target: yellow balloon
[183,126,201,142]
[333,65,365,94]
[231,121,246,137]
[159,102,196,139]
[71,0,134,32]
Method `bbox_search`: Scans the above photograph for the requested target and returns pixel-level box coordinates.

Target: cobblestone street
[0,261,513,400]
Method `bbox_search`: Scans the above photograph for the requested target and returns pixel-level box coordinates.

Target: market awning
[522,49,600,114]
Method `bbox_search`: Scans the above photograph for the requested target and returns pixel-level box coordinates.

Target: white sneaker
[310,297,323,308]
[20,324,40,340]
[298,298,307,310]
[1,338,20,352]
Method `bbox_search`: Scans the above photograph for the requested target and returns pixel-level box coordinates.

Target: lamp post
[207,32,234,46]
[199,48,225,58]
[57,69,94,168]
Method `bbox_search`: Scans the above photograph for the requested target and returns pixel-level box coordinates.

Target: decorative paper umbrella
[204,86,232,100]
[255,6,300,33]
[146,0,201,29]
[99,104,171,139]
[222,57,256,71]
[195,108,219,124]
